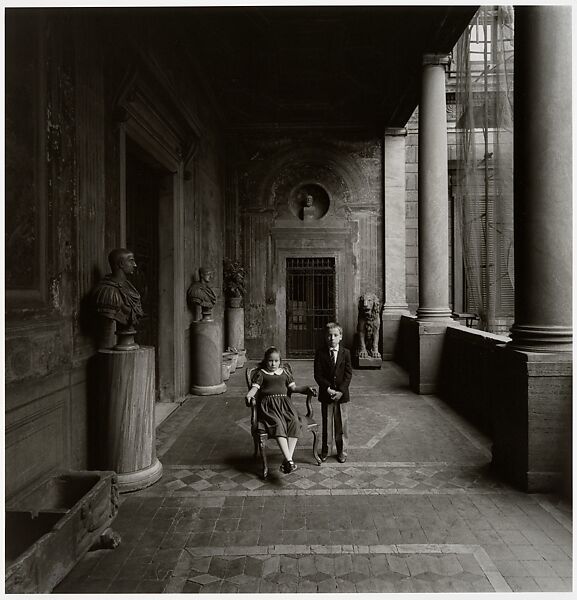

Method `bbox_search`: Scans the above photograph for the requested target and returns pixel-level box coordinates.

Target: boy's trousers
[321,402,349,457]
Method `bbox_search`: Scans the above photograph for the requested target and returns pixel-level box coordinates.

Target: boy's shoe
[337,454,347,463]
[287,460,298,473]
[320,454,328,463]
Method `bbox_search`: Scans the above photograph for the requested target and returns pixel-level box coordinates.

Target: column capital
[422,53,450,67]
[384,127,407,137]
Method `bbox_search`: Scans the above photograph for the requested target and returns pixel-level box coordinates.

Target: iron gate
[286,257,336,357]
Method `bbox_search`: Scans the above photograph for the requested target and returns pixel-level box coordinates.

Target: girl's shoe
[280,460,297,474]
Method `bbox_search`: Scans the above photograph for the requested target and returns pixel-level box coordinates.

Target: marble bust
[187,267,217,321]
[303,194,315,221]
[92,248,144,349]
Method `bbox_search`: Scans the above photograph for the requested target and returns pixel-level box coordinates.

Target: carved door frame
[115,61,199,402]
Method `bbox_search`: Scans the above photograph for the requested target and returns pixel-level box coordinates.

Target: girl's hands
[307,386,317,397]
[245,393,255,407]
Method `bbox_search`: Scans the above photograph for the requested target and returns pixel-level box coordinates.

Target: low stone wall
[396,314,416,371]
[438,325,509,437]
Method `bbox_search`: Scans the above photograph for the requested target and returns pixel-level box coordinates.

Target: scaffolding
[453,6,515,334]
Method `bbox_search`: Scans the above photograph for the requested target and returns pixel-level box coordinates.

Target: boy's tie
[331,348,337,365]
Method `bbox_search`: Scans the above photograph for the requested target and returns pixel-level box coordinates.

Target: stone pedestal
[357,356,382,369]
[98,347,163,493]
[236,349,247,369]
[492,347,572,492]
[225,306,246,359]
[221,361,231,381]
[189,320,226,395]
[223,350,238,373]
[407,319,449,394]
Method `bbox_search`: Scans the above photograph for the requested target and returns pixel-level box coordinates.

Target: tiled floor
[55,360,572,594]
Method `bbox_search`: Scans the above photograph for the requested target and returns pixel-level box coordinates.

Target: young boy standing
[314,322,353,463]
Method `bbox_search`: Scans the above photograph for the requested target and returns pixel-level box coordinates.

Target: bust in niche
[302,194,316,221]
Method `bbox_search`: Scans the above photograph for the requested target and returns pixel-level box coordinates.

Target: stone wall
[5,12,227,500]
[231,130,383,358]
[438,325,509,436]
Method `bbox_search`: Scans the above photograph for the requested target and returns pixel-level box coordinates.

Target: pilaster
[382,127,410,360]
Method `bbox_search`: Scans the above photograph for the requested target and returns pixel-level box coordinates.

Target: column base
[118,458,163,494]
[509,324,572,353]
[492,346,572,493]
[407,319,450,394]
[416,307,453,321]
[190,382,227,396]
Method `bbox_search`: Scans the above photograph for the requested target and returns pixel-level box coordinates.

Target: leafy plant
[223,257,246,298]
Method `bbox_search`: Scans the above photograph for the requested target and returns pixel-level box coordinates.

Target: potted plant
[223,257,246,308]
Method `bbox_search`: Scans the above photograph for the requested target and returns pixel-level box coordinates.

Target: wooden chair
[245,363,321,478]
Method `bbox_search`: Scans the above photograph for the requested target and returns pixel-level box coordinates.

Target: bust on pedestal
[187,267,226,395]
[223,257,248,368]
[92,248,162,492]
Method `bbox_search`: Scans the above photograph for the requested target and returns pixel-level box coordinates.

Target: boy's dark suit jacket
[314,346,353,404]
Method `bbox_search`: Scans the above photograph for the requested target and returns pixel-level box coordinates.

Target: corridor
[56,361,572,594]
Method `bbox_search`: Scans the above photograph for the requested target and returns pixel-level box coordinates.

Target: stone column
[493,6,572,493]
[409,54,452,394]
[509,7,572,353]
[382,128,410,360]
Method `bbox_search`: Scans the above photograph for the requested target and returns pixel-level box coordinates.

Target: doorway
[125,140,165,393]
[286,257,336,357]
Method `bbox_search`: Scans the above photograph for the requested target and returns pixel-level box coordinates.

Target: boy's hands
[327,388,343,402]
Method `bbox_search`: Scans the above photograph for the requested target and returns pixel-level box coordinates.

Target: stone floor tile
[503,575,540,592]
[549,560,573,578]
[509,544,543,560]
[492,558,530,577]
[534,575,568,591]
[386,554,411,576]
[307,529,332,545]
[399,528,429,544]
[214,517,239,532]
[483,543,516,560]
[498,529,530,545]
[377,527,403,544]
[278,530,306,545]
[108,578,143,593]
[536,544,572,561]
[521,559,559,578]
[69,577,112,593]
[560,577,573,590]
[456,553,484,575]
[209,531,235,547]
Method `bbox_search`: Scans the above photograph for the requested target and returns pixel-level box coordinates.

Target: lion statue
[356,292,382,359]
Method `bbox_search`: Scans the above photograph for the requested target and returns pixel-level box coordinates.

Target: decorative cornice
[423,53,450,67]
[384,127,407,137]
[114,59,200,166]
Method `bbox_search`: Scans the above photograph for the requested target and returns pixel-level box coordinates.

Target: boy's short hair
[325,322,343,335]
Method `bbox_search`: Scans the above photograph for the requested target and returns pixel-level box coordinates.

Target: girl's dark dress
[251,368,301,438]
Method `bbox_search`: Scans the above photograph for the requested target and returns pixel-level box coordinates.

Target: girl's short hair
[259,346,282,369]
[325,322,343,335]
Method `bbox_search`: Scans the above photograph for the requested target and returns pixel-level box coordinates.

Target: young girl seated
[245,346,316,474]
